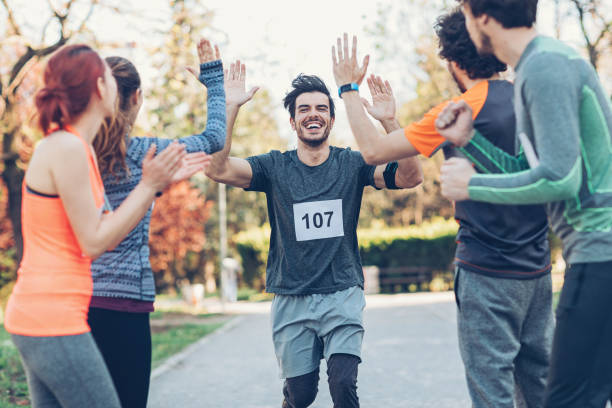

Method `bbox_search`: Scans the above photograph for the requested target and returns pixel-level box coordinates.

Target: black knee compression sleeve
[283,368,320,408]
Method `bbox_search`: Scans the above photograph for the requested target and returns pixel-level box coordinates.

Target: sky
[2,0,610,146]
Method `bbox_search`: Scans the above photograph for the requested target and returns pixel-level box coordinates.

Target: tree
[149,180,213,292]
[199,89,284,287]
[565,0,612,70]
[147,0,215,140]
[0,184,16,289]
[360,0,457,227]
[145,0,224,291]
[0,0,113,268]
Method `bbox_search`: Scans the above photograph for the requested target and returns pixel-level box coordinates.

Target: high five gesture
[332,33,370,88]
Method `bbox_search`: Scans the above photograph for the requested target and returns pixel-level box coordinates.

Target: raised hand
[224,60,259,107]
[434,100,474,147]
[141,142,186,192]
[332,33,370,88]
[186,37,221,79]
[440,157,475,201]
[362,74,396,122]
[170,152,212,183]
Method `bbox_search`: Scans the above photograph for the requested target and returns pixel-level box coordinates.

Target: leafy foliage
[235,218,459,290]
[150,181,213,292]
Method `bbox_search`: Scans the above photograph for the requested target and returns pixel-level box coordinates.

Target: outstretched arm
[436,54,582,204]
[363,75,422,189]
[44,138,185,258]
[130,38,226,161]
[332,34,422,189]
[435,101,529,173]
[205,60,259,189]
[332,34,420,165]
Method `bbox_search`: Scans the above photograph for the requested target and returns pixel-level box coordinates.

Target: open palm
[169,152,211,184]
[224,60,259,107]
[186,37,221,80]
[363,75,396,122]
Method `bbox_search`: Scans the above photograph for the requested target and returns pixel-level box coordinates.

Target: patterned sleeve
[126,60,226,165]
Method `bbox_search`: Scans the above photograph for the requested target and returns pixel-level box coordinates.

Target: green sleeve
[458,130,529,174]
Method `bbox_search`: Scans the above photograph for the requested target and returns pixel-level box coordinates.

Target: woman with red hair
[3,44,187,407]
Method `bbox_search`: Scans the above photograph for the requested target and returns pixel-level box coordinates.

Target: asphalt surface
[148,292,471,408]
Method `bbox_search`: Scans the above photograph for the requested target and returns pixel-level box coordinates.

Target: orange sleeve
[403,81,489,158]
[404,100,450,157]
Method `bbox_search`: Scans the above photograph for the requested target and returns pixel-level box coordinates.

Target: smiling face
[290,91,334,148]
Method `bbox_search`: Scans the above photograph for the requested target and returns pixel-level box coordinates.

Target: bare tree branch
[0,0,22,36]
[568,0,611,68]
[46,0,61,18]
[593,20,612,48]
[5,56,39,99]
[7,35,69,97]
[75,0,98,34]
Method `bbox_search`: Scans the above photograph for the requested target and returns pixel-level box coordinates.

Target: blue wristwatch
[338,83,359,98]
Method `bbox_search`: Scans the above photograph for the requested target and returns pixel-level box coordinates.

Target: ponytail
[93,56,141,176]
[34,44,106,135]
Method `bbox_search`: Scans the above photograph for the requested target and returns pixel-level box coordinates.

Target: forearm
[199,60,226,153]
[380,118,401,134]
[207,104,237,179]
[468,156,582,204]
[458,130,529,174]
[170,61,226,154]
[342,92,388,164]
[395,156,423,188]
[87,182,157,257]
[204,104,252,188]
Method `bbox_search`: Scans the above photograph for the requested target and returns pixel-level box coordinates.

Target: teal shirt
[458,36,612,264]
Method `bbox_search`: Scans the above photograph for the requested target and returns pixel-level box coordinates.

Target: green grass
[151,322,224,369]
[0,319,225,406]
[0,326,30,407]
[204,288,273,302]
[149,310,220,320]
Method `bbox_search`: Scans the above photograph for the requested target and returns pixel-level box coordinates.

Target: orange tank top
[4,126,106,336]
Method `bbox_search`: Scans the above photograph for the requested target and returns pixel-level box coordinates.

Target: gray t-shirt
[245,146,377,295]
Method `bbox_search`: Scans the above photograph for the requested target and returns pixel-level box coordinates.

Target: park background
[0,0,611,406]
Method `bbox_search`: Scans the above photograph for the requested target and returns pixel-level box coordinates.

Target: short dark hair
[436,8,507,79]
[283,74,335,119]
[459,0,538,28]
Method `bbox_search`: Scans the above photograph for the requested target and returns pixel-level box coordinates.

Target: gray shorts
[271,285,365,379]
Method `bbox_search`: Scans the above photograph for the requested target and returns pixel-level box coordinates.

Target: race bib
[293,199,344,241]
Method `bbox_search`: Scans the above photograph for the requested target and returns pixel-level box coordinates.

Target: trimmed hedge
[235,218,458,289]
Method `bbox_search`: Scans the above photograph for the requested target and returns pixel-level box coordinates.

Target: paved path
[148,292,470,407]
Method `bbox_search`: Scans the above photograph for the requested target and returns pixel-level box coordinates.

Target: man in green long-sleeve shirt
[435,0,612,407]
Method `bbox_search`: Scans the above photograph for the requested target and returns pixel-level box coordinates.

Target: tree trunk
[2,127,24,263]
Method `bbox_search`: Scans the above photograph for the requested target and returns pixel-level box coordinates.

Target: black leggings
[282,353,359,408]
[88,307,152,408]
[545,261,612,408]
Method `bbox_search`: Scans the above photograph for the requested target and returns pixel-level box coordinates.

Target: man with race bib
[205,62,423,407]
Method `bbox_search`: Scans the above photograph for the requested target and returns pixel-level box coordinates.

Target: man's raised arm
[331,34,422,188]
[332,33,421,166]
[205,60,259,189]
